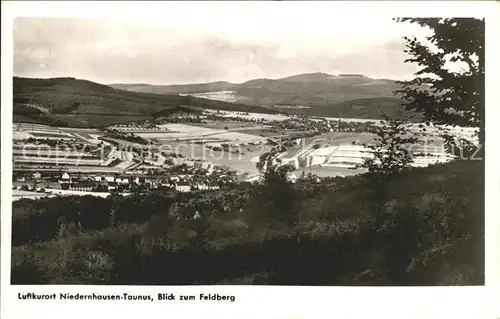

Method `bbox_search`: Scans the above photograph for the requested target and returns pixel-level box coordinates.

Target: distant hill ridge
[112,72,382,88]
[13,76,280,128]
[13,75,420,128]
[277,72,368,83]
[110,72,403,109]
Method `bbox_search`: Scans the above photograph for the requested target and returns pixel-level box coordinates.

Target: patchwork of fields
[203,109,292,121]
[13,146,103,166]
[136,123,269,146]
[13,123,102,144]
[128,122,273,173]
[161,140,272,174]
[13,108,480,178]
[11,123,137,173]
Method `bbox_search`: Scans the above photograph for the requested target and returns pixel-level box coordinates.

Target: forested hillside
[13,77,279,128]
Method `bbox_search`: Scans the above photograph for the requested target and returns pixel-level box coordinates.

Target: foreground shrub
[11,251,50,284]
[10,160,483,285]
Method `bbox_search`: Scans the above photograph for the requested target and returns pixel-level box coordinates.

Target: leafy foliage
[356,114,419,178]
[11,160,483,285]
[254,164,298,225]
[395,18,484,128]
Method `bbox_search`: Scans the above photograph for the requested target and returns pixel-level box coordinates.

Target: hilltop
[111,72,406,109]
[277,72,370,84]
[13,75,421,128]
[13,77,278,128]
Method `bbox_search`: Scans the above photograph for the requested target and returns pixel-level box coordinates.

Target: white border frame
[2,2,500,319]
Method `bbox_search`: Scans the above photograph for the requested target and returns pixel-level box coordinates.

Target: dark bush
[10,160,484,285]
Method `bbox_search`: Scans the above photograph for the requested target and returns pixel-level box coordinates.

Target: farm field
[56,127,101,134]
[73,132,93,139]
[13,137,104,167]
[11,123,133,173]
[203,110,291,122]
[323,117,382,123]
[70,133,102,144]
[14,157,102,166]
[13,131,72,140]
[138,123,268,145]
[12,118,461,178]
[274,104,311,109]
[30,132,73,138]
[180,90,248,103]
[13,123,104,143]
[13,149,94,158]
[189,121,268,130]
[201,110,389,124]
[12,190,55,201]
[162,141,272,174]
[13,165,125,174]
[233,128,285,138]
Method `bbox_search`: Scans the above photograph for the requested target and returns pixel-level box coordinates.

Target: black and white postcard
[1,1,499,319]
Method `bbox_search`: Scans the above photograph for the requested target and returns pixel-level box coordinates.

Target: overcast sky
[13,3,431,85]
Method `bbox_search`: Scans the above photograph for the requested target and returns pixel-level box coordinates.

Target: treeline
[150,105,203,117]
[13,105,71,127]
[13,104,43,116]
[11,160,483,285]
[102,131,149,145]
[52,102,81,114]
[13,76,282,128]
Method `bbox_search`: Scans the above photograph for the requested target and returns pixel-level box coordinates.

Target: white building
[115,177,130,185]
[175,185,191,192]
[105,175,115,183]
